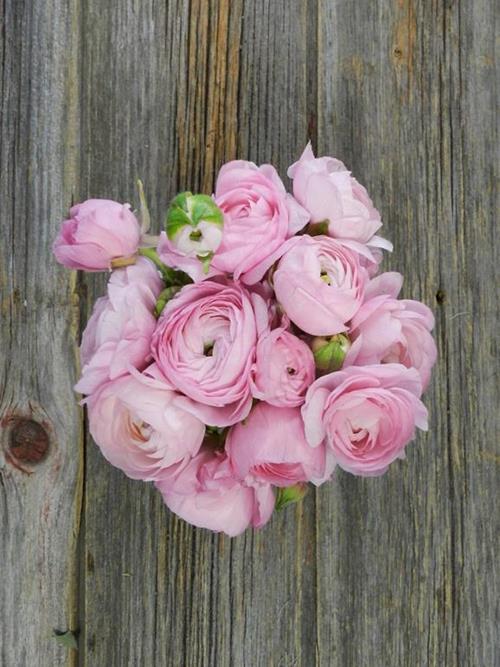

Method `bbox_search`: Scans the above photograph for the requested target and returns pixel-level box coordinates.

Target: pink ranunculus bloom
[343,271,437,389]
[346,295,437,391]
[226,402,329,487]
[53,199,141,271]
[288,143,392,253]
[87,370,205,481]
[155,449,275,536]
[151,279,260,426]
[210,160,310,283]
[75,257,162,396]
[273,234,368,336]
[302,364,428,477]
[250,319,315,407]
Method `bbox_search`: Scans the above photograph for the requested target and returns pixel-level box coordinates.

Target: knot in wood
[9,419,49,463]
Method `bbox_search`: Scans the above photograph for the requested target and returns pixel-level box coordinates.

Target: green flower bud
[275,483,309,511]
[312,333,351,373]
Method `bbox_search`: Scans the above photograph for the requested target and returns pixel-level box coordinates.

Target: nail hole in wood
[436,289,446,305]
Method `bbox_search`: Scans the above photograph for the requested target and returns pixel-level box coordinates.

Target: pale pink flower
[75,257,162,395]
[250,320,315,407]
[346,276,437,389]
[155,449,275,536]
[288,143,392,253]
[210,160,309,283]
[151,279,261,426]
[302,364,428,476]
[87,370,205,481]
[227,402,329,486]
[273,235,368,336]
[53,199,141,270]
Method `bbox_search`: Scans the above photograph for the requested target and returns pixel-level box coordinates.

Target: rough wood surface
[1,1,498,666]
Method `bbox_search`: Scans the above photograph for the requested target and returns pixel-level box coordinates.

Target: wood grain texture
[0,1,82,665]
[1,1,498,666]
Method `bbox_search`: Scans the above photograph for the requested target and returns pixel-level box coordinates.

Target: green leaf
[275,484,308,511]
[53,630,78,651]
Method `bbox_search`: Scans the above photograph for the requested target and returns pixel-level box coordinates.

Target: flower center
[203,341,214,356]
[128,418,152,443]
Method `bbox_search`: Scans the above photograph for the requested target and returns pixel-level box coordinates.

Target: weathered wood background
[1,1,498,665]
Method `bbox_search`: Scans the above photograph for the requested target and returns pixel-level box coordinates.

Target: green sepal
[275,484,308,511]
[197,251,214,274]
[138,247,191,286]
[154,286,183,318]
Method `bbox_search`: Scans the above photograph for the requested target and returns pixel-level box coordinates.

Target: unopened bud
[312,333,351,373]
[275,483,309,511]
[165,192,223,266]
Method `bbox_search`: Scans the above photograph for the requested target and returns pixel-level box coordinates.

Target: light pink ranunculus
[87,371,205,481]
[155,449,275,536]
[227,402,328,486]
[210,161,309,283]
[302,364,428,477]
[75,257,162,395]
[273,234,368,336]
[250,320,315,407]
[288,144,392,253]
[151,280,260,426]
[346,293,437,391]
[53,199,141,271]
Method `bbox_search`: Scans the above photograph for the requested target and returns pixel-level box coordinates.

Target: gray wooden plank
[316,1,499,665]
[0,1,83,665]
[79,1,321,665]
[79,1,188,665]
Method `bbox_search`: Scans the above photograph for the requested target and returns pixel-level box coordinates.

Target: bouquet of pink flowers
[54,145,437,536]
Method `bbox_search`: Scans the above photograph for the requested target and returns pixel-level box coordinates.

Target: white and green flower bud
[312,333,351,373]
[165,192,224,263]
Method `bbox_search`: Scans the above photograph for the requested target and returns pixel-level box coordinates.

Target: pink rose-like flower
[53,199,141,271]
[302,364,428,477]
[250,321,315,407]
[227,403,328,487]
[87,371,205,481]
[155,449,275,536]
[288,144,392,253]
[151,280,260,426]
[210,160,309,283]
[75,257,162,395]
[346,282,437,390]
[273,234,368,336]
